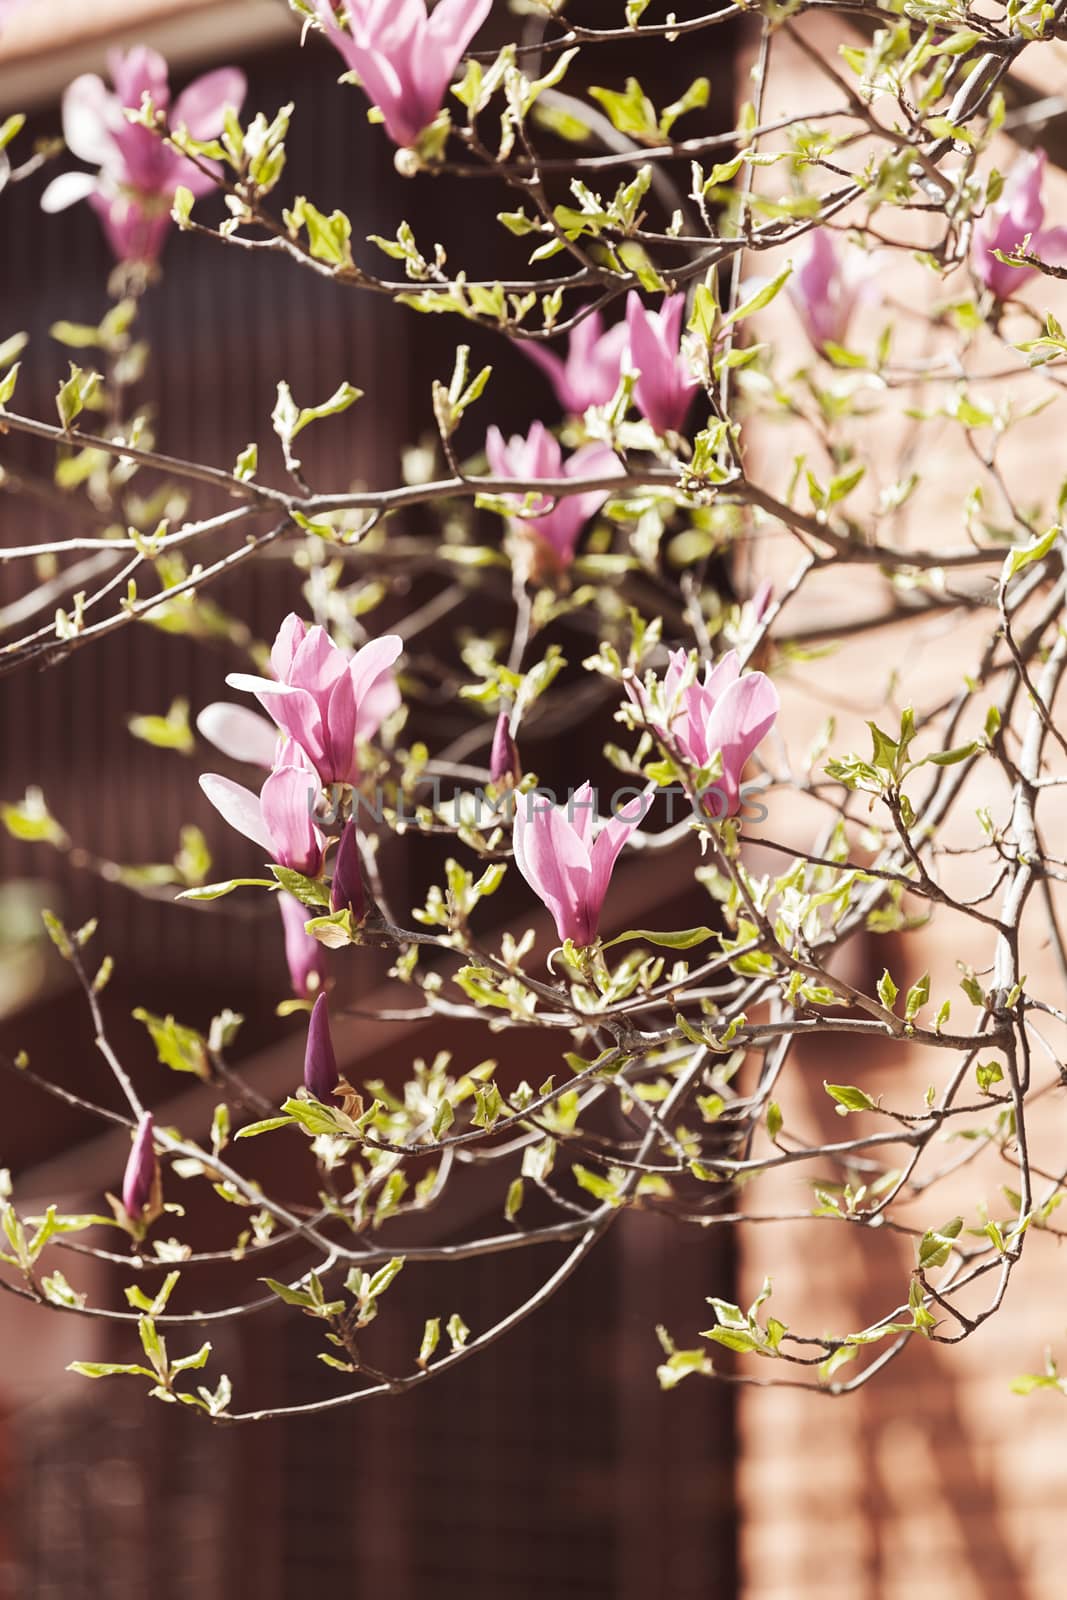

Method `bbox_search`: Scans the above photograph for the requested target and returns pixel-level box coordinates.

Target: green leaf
[177,877,273,901]
[602,926,714,950]
[446,1312,469,1351]
[418,1317,441,1367]
[1,787,68,847]
[269,865,330,908]
[588,78,659,142]
[1002,524,1059,583]
[56,363,102,430]
[172,185,194,227]
[132,1008,209,1079]
[0,360,21,407]
[235,1116,294,1139]
[824,1082,877,1115]
[261,1277,317,1309]
[917,1216,963,1270]
[766,1102,783,1140]
[283,197,354,267]
[904,973,930,1021]
[877,970,898,1010]
[721,265,791,328]
[127,698,194,755]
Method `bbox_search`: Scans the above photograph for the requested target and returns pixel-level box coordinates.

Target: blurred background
[0,2,1065,1597]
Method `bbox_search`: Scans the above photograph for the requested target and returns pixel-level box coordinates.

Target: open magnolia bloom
[309,0,492,148]
[40,46,246,263]
[485,422,621,571]
[627,649,779,817]
[511,782,651,948]
[226,614,403,788]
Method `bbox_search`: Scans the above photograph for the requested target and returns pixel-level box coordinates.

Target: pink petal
[512,792,593,945]
[61,74,119,167]
[271,613,307,682]
[700,672,779,815]
[199,773,271,853]
[196,702,279,766]
[588,789,649,923]
[278,891,326,999]
[171,67,247,140]
[426,0,492,50]
[260,766,323,875]
[323,671,358,784]
[568,780,598,852]
[41,171,100,212]
[292,625,348,697]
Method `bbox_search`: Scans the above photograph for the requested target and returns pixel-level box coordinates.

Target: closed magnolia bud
[490,711,520,787]
[330,820,366,922]
[122,1112,160,1223]
[304,993,339,1102]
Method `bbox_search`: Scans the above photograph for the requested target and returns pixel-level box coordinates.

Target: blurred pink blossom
[787,229,879,352]
[972,149,1067,301]
[311,0,491,148]
[41,47,246,263]
[521,311,629,415]
[625,292,700,434]
[485,422,620,570]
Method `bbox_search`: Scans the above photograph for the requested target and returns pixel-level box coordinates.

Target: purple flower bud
[122,1112,159,1222]
[751,579,774,623]
[490,712,520,787]
[304,993,339,1102]
[330,820,366,921]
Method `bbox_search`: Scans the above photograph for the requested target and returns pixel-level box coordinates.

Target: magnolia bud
[122,1112,160,1223]
[330,820,366,921]
[751,579,774,623]
[490,711,520,787]
[304,993,339,1102]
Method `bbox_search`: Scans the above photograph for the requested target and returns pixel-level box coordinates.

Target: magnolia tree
[2,0,1067,1424]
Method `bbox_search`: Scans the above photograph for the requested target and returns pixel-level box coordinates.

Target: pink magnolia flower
[199,764,325,877]
[972,149,1067,301]
[625,292,700,434]
[311,0,491,148]
[512,781,649,948]
[41,47,246,264]
[627,649,778,817]
[485,422,620,571]
[227,614,403,787]
[521,311,629,415]
[279,892,327,1000]
[786,229,879,352]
